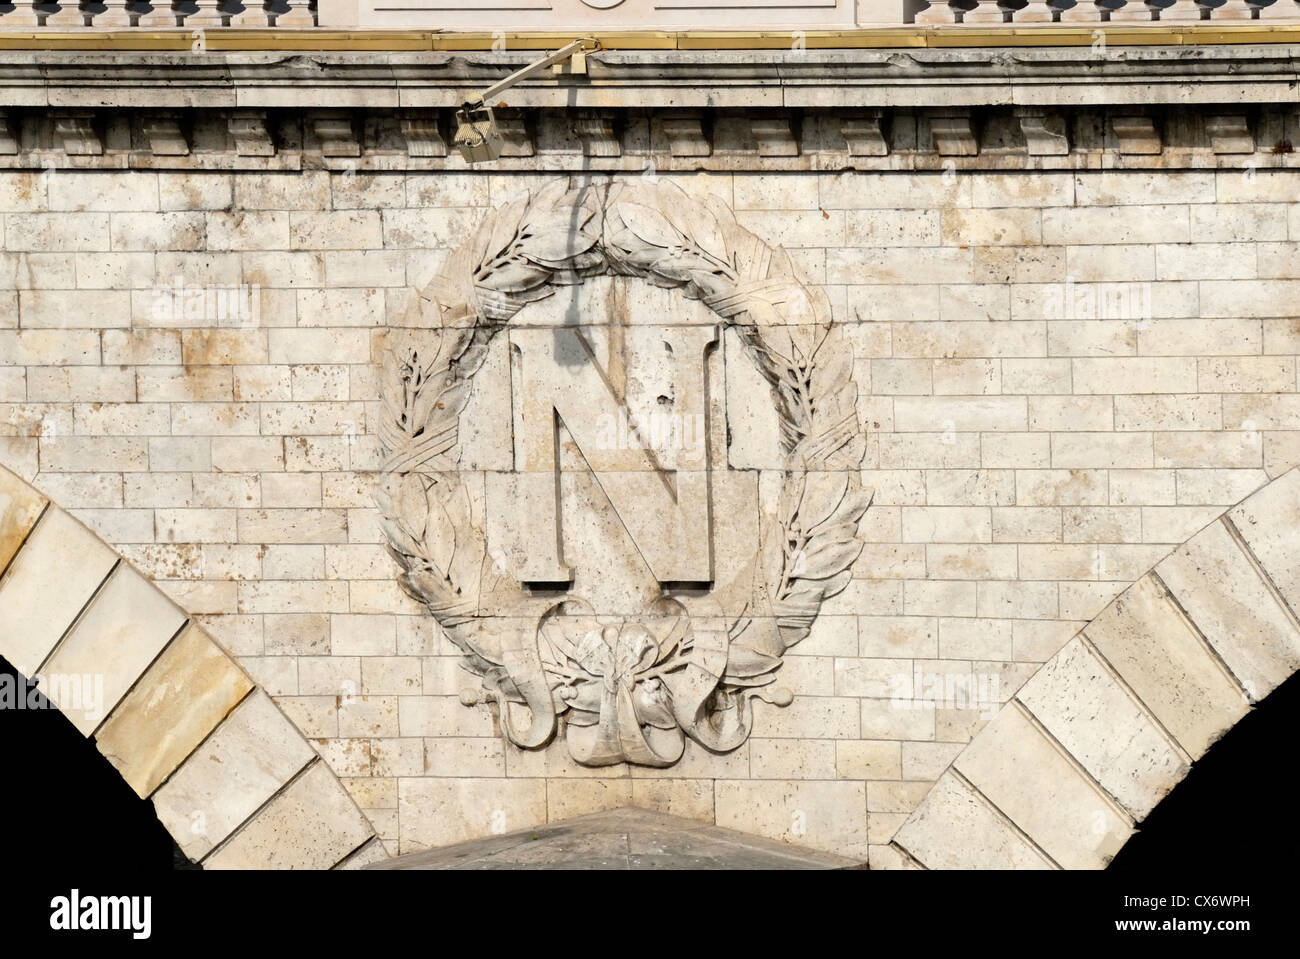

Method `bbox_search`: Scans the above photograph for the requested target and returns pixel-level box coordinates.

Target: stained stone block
[1228,468,1300,617]
[1084,575,1248,760]
[894,774,1055,870]
[153,689,317,861]
[204,762,375,870]
[0,466,46,574]
[95,624,255,798]
[41,565,188,737]
[0,508,117,678]
[1016,639,1187,821]
[953,706,1133,869]
[1157,519,1300,702]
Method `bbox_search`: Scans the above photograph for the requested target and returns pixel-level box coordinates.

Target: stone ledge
[0,45,1298,110]
[0,103,1296,172]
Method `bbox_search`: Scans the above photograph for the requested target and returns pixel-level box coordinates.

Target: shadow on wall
[1111,669,1300,871]
[0,656,193,872]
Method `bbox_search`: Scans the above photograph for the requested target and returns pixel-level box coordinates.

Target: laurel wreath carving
[375,177,872,764]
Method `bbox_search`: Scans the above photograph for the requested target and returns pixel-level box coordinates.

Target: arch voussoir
[890,467,1300,870]
[0,464,385,870]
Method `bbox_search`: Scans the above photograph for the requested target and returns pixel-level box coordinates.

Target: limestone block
[630,779,715,823]
[724,326,783,469]
[894,774,1055,870]
[868,844,921,870]
[42,564,188,736]
[153,689,317,861]
[95,624,255,799]
[0,508,117,678]
[1016,639,1186,821]
[336,837,391,870]
[0,466,46,574]
[954,706,1132,869]
[397,777,548,853]
[204,762,375,870]
[715,780,868,859]
[1157,519,1300,702]
[1084,575,1248,759]
[1228,468,1300,616]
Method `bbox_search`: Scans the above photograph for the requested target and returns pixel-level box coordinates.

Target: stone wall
[3,163,1297,864]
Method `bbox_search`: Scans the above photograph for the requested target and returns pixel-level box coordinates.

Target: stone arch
[0,464,387,870]
[885,467,1300,870]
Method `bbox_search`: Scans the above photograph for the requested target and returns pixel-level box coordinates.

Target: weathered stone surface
[95,624,255,798]
[1157,517,1300,702]
[0,509,117,677]
[894,774,1055,870]
[1016,638,1187,821]
[379,179,867,772]
[336,837,391,870]
[1228,468,1300,618]
[1084,575,1248,760]
[953,705,1132,869]
[397,777,548,853]
[864,842,915,869]
[153,689,316,861]
[204,761,375,870]
[42,563,188,736]
[4,147,1300,869]
[715,780,869,859]
[0,466,45,575]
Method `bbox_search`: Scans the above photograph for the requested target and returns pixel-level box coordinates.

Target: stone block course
[5,164,1300,865]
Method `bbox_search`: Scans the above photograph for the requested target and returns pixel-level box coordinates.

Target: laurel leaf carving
[376,176,874,763]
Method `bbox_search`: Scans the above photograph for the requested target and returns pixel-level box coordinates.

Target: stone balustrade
[0,0,316,28]
[2,0,1296,30]
[915,0,1300,21]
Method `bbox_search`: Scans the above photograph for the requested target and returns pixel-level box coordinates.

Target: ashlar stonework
[3,139,1300,864]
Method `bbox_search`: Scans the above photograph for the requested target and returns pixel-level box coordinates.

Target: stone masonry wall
[2,166,1297,864]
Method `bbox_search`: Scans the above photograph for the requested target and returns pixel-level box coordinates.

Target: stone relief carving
[376,177,871,767]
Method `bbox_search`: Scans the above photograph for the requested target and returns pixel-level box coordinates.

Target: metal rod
[471,37,597,107]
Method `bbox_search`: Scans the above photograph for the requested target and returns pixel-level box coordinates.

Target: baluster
[1013,0,1061,22]
[1110,0,1159,19]
[915,0,966,23]
[1156,0,1203,16]
[89,0,136,25]
[4,1,44,24]
[136,0,177,25]
[229,0,270,25]
[272,0,315,26]
[183,0,228,25]
[1209,0,1258,16]
[37,0,83,24]
[964,0,1014,21]
[1254,0,1300,18]
[1058,0,1107,19]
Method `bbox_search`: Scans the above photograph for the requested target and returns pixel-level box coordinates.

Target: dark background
[2,652,1295,872]
[0,653,1286,945]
